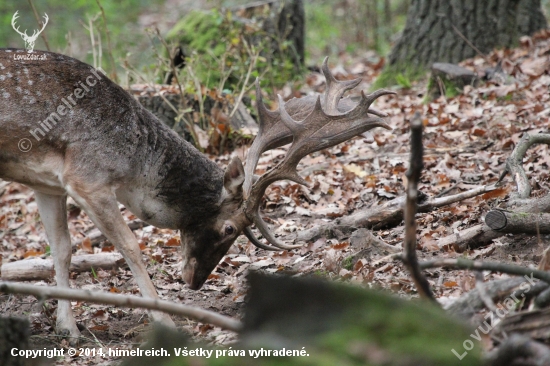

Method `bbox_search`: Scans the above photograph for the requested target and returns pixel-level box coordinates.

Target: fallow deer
[0,48,393,342]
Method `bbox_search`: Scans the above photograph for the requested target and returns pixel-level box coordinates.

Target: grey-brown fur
[0,49,224,229]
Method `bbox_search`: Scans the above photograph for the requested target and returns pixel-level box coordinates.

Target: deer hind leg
[34,192,81,344]
[65,185,175,328]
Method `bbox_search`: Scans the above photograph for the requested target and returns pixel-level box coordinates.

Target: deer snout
[182,257,203,290]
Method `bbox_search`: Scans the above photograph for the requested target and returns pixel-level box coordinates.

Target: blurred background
[0,0,431,76]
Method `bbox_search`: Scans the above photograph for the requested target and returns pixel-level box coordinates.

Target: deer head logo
[11,11,49,53]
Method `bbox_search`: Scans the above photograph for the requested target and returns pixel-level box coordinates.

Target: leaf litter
[1,29,550,365]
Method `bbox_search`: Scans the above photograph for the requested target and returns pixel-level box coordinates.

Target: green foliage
[0,0,163,73]
[341,256,354,271]
[165,9,302,93]
[372,65,425,90]
[425,75,464,102]
[304,0,409,64]
[395,73,412,89]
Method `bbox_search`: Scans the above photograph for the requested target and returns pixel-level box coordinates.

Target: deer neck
[115,110,225,230]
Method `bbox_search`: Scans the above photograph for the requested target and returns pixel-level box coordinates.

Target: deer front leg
[65,186,175,329]
[34,192,81,345]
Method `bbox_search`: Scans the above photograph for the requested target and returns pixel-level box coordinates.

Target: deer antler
[11,11,28,38]
[242,57,395,250]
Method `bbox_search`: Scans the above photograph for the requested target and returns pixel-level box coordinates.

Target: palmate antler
[242,57,395,250]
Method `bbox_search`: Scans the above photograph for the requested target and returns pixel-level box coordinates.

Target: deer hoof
[57,324,81,346]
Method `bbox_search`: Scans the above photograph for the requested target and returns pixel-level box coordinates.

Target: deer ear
[223,157,245,197]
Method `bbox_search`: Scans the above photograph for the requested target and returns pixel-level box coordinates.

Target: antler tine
[321,57,361,114]
[242,60,395,251]
[243,227,279,251]
[243,76,394,251]
[243,79,293,196]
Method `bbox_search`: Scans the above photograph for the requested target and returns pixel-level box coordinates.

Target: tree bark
[385,0,547,77]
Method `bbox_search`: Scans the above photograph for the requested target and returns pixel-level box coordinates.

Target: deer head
[180,58,395,289]
[11,11,48,53]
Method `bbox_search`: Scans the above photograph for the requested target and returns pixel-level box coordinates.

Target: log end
[485,210,507,231]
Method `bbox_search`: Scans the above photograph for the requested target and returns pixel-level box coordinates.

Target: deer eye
[224,225,235,236]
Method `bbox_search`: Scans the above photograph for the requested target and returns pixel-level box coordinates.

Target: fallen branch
[296,184,495,243]
[485,210,550,234]
[401,113,435,302]
[437,133,550,252]
[437,194,550,252]
[1,253,125,281]
[0,281,242,332]
[486,334,550,366]
[417,257,550,284]
[499,133,550,200]
[446,277,537,317]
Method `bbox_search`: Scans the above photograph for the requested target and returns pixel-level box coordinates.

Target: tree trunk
[382,0,547,81]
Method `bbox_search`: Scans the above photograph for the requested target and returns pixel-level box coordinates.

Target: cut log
[485,210,550,234]
[0,253,125,281]
[437,194,550,252]
[493,308,550,341]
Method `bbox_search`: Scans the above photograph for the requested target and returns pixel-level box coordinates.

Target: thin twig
[153,28,202,150]
[84,324,105,349]
[229,42,260,119]
[402,112,436,302]
[434,180,462,198]
[95,0,117,82]
[474,271,498,313]
[0,281,242,332]
[416,258,550,284]
[27,0,50,51]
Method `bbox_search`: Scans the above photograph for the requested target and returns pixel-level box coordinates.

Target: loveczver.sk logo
[11,10,49,53]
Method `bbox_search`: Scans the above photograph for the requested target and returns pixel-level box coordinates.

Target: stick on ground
[0,281,242,332]
[417,257,550,284]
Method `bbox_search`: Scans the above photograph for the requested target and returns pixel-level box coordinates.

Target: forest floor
[1,30,549,366]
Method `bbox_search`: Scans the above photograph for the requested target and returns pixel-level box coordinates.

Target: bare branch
[401,112,436,302]
[0,281,242,332]
[417,258,550,284]
[499,133,550,200]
